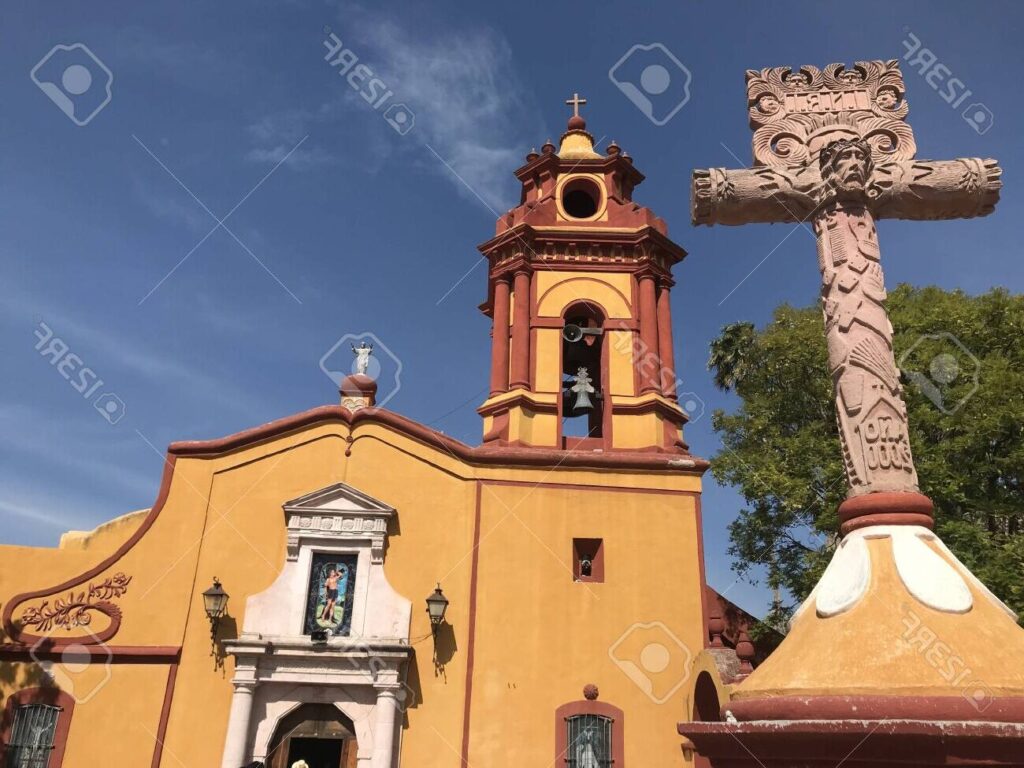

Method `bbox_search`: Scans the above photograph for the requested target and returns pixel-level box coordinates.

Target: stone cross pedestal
[692,61,1000,531]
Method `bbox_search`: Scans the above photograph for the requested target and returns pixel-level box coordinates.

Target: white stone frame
[220,483,413,768]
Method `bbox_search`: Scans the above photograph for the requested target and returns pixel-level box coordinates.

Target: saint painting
[303,553,358,636]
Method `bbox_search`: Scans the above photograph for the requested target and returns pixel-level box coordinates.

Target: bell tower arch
[478,95,690,452]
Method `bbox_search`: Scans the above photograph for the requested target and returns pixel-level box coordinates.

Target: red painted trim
[489,277,512,396]
[678,718,1024,766]
[531,316,567,329]
[838,491,934,534]
[0,687,75,768]
[510,270,532,388]
[842,511,934,533]
[637,274,662,395]
[0,645,181,663]
[480,225,686,268]
[728,694,1024,723]
[554,699,625,766]
[460,481,483,766]
[656,284,677,399]
[150,662,178,768]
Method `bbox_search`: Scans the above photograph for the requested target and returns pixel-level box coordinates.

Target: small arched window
[555,697,623,767]
[565,714,613,766]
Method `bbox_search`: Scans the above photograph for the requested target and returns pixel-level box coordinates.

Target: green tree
[710,285,1024,627]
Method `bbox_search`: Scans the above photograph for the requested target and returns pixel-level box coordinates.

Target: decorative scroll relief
[745,60,915,168]
[18,573,132,633]
[692,157,1001,227]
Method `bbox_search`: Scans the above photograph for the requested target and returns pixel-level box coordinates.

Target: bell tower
[478,95,690,452]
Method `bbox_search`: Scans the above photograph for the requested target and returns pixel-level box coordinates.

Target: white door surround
[220,483,413,768]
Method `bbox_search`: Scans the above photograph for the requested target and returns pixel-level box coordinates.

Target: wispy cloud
[246,7,535,209]
[245,104,342,170]
[341,7,533,211]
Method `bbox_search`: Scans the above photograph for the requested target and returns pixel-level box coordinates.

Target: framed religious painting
[303,553,358,636]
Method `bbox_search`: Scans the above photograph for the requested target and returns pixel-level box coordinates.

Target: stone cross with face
[692,61,1001,512]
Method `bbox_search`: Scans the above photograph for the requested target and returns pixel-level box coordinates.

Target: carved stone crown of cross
[692,61,1001,534]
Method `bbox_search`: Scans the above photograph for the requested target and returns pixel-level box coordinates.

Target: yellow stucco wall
[535,271,633,320]
[0,415,705,767]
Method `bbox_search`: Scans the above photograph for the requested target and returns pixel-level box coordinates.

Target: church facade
[0,104,753,767]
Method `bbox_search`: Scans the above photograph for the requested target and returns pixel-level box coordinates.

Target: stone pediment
[283,483,395,563]
[283,483,395,516]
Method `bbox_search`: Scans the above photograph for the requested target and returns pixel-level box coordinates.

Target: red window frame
[0,687,75,768]
[555,698,624,765]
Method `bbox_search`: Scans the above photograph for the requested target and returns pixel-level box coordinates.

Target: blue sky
[2,0,1022,616]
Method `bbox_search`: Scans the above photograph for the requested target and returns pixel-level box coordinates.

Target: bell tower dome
[478,95,690,452]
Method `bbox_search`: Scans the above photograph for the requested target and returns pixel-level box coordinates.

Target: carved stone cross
[692,61,1001,504]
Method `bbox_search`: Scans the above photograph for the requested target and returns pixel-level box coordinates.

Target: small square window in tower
[573,538,604,583]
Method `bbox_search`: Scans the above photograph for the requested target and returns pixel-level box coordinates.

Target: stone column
[489,277,512,396]
[220,680,256,768]
[509,270,532,389]
[637,273,661,394]
[371,687,400,768]
[656,281,677,399]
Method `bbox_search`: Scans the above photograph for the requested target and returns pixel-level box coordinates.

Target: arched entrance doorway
[266,704,357,768]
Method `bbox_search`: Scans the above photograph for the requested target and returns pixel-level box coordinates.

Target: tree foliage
[709,285,1024,626]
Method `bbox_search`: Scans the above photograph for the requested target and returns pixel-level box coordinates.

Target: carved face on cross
[876,87,899,110]
[756,93,780,114]
[821,139,873,197]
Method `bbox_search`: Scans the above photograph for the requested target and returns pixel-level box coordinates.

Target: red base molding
[727,694,1024,723]
[678,719,1024,767]
[838,491,934,535]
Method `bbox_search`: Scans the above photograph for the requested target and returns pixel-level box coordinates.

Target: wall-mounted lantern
[202,577,229,641]
[425,583,449,632]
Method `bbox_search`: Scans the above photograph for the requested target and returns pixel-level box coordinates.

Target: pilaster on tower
[477,97,691,453]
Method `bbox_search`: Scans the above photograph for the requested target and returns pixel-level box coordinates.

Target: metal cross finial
[565,92,587,118]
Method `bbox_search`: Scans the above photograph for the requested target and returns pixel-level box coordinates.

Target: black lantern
[425,583,449,629]
[202,577,229,639]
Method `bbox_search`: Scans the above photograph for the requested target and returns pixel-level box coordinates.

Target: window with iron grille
[5,703,61,768]
[565,714,613,767]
